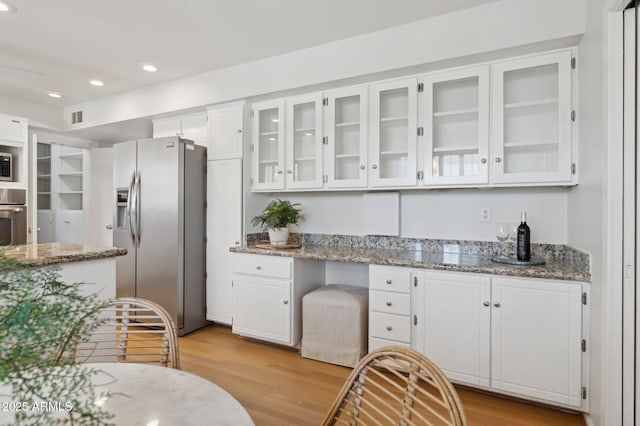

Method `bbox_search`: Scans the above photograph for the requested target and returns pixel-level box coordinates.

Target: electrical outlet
[480,207,491,222]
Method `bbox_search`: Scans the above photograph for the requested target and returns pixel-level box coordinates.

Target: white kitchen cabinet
[325,86,368,188]
[232,253,324,346]
[285,93,323,189]
[54,210,87,244]
[414,271,491,387]
[153,112,208,147]
[491,51,574,184]
[420,66,490,186]
[413,271,585,409]
[369,77,418,187]
[251,99,286,191]
[0,114,27,144]
[491,276,583,407]
[206,159,242,325]
[37,210,54,243]
[368,265,412,352]
[207,102,244,160]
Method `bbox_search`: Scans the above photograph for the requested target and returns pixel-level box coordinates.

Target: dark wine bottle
[517,212,531,261]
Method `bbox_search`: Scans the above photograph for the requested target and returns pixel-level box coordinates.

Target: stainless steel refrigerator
[113,136,208,336]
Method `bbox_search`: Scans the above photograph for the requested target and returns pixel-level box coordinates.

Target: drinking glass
[496,223,511,243]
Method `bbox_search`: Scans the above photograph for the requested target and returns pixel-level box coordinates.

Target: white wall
[248,188,569,244]
[567,0,607,424]
[63,0,586,130]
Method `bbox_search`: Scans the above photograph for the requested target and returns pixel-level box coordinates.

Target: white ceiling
[0,0,498,111]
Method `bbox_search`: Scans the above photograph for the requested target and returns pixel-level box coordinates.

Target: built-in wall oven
[0,189,26,246]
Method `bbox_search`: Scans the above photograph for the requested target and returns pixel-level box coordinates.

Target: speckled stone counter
[1,243,127,268]
[231,236,591,282]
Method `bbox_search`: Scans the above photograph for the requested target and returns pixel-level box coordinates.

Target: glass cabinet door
[370,77,418,187]
[421,66,489,186]
[36,142,52,210]
[285,93,323,189]
[251,100,285,191]
[325,86,368,188]
[491,51,573,183]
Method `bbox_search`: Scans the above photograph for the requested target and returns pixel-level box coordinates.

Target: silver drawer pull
[386,326,392,331]
[283,300,289,305]
[483,301,490,307]
[386,301,392,306]
[386,279,392,285]
[493,302,501,308]
[256,266,262,270]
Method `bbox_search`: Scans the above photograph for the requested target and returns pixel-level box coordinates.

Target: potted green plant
[251,199,303,246]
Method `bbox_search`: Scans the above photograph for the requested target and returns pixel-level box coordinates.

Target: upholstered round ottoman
[301,284,368,367]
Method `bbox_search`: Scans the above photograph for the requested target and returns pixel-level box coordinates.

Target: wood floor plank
[178,324,585,426]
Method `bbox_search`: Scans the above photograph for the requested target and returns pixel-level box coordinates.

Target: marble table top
[1,242,127,268]
[87,363,254,426]
[231,244,590,283]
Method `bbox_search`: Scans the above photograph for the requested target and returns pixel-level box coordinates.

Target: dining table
[86,362,254,425]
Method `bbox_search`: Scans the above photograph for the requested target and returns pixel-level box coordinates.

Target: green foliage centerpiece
[251,199,303,247]
[0,254,114,425]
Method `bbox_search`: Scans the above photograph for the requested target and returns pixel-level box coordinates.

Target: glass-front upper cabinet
[420,66,489,186]
[251,99,285,191]
[325,86,368,188]
[285,93,323,189]
[369,77,418,187]
[491,51,573,184]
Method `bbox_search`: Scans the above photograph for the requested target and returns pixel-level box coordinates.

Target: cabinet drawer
[233,254,292,279]
[369,266,411,293]
[370,312,411,343]
[370,291,410,316]
[368,337,411,353]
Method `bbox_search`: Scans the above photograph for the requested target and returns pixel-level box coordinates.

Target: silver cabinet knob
[372,165,378,170]
[493,302,501,308]
[480,158,487,164]
[483,301,490,307]
[237,129,242,133]
[106,224,113,230]
[386,279,392,285]
[64,221,71,224]
[277,170,283,174]
[495,157,502,163]
[386,326,392,331]
[386,301,392,306]
[235,241,240,245]
[360,165,365,170]
[287,170,292,174]
[283,300,289,305]
[256,266,262,270]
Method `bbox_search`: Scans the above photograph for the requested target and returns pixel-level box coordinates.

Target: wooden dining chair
[58,297,181,369]
[322,346,467,426]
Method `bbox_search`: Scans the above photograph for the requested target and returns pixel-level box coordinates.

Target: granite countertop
[1,243,127,268]
[230,244,591,283]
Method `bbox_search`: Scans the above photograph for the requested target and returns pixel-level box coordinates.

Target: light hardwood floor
[178,324,585,426]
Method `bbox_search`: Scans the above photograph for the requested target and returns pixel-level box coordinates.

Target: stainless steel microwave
[0,152,12,182]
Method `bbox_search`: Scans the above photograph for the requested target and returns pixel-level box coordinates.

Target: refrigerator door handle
[132,171,141,248]
[127,173,136,245]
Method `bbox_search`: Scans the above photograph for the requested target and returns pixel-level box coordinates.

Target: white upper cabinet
[369,77,418,187]
[491,51,573,184]
[207,102,244,160]
[285,93,323,189]
[251,99,285,191]
[420,66,490,186]
[325,86,368,188]
[153,112,208,147]
[0,114,27,145]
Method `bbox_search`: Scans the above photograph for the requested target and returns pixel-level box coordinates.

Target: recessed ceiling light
[0,1,17,13]
[89,79,104,87]
[140,63,157,73]
[47,92,62,98]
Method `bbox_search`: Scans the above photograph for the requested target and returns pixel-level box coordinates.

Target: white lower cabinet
[232,253,324,347]
[412,270,586,409]
[368,265,412,352]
